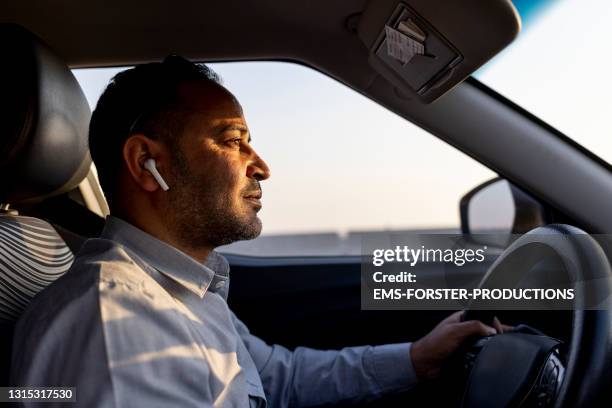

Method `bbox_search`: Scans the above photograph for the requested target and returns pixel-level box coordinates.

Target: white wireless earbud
[144,158,170,191]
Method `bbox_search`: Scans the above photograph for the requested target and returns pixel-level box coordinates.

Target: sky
[73,0,610,236]
[74,63,496,235]
[477,0,612,163]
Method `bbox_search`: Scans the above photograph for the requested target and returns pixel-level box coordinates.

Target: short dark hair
[88,55,221,207]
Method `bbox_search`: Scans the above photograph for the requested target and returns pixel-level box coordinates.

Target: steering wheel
[461,224,612,407]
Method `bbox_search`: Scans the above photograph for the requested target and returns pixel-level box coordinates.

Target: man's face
[163,80,270,250]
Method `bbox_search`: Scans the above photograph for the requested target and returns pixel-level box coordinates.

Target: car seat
[0,23,93,385]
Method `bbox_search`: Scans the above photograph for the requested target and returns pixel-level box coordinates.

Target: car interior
[2,0,612,406]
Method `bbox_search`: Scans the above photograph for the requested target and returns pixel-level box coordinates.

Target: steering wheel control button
[461,333,563,408]
[531,352,564,407]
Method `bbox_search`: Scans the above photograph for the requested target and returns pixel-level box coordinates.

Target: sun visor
[358,0,521,103]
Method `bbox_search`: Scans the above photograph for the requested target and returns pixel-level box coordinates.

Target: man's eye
[226,138,242,147]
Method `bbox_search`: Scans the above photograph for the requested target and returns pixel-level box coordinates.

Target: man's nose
[247,152,270,181]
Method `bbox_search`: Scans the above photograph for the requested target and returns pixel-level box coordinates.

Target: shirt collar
[100,216,230,299]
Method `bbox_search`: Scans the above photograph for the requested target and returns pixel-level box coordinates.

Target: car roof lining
[0,1,369,66]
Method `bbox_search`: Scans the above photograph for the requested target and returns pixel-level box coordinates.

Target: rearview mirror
[460,178,549,246]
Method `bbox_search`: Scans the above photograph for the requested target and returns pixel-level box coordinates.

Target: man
[11,56,500,407]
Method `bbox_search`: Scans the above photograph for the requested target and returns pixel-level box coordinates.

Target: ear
[122,134,169,192]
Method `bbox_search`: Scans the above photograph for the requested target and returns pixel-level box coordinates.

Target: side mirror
[460,178,549,246]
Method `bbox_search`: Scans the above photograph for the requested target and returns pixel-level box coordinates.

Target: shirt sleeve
[11,262,222,408]
[230,313,418,407]
[10,276,117,408]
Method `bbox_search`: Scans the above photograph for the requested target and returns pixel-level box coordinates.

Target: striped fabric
[0,215,74,325]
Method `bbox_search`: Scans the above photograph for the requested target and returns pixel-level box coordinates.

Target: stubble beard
[166,150,262,251]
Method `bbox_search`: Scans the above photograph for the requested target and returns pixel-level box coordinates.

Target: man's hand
[410,311,510,381]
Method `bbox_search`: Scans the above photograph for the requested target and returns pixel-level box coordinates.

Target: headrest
[0,24,91,204]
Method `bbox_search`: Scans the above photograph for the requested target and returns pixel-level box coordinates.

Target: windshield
[477,0,612,164]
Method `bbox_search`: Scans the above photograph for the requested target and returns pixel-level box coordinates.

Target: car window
[478,0,612,164]
[73,62,495,256]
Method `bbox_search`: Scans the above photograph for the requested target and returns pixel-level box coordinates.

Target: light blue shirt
[11,216,418,407]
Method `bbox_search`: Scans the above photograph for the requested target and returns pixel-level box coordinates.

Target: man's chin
[192,212,263,248]
[240,217,263,241]
[222,215,262,244]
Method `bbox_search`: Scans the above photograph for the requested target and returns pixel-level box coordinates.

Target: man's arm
[231,311,496,407]
[231,313,417,407]
[11,282,116,407]
[11,265,220,408]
